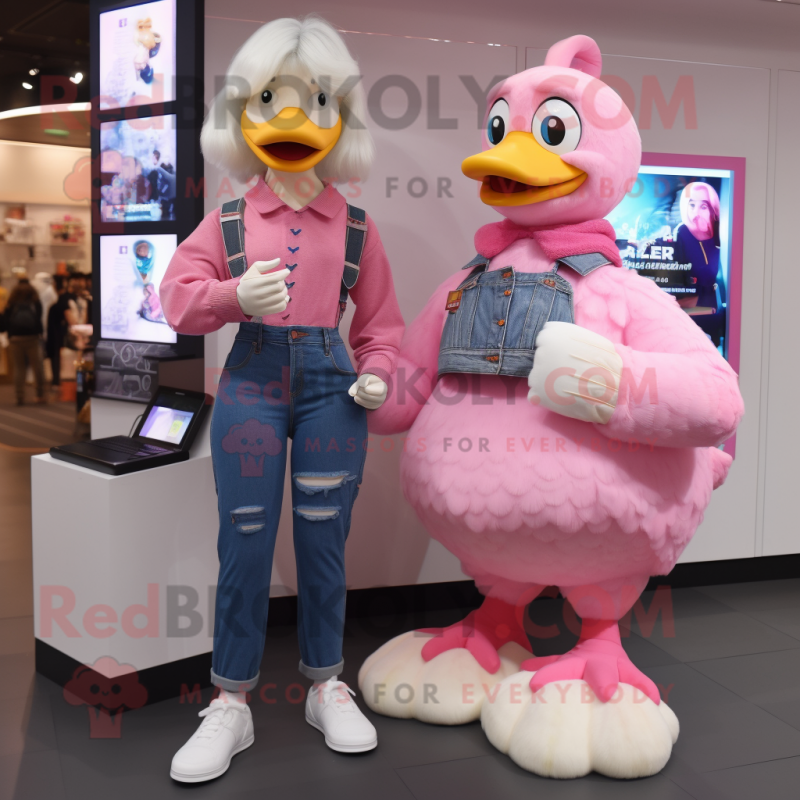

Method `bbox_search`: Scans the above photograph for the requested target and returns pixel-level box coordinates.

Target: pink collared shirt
[160,179,404,377]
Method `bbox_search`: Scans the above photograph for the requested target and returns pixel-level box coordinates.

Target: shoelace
[194,701,236,740]
[317,680,357,714]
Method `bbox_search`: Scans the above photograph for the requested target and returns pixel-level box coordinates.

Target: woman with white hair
[161,16,404,782]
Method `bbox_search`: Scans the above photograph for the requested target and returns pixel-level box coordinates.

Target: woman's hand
[236,259,290,317]
[348,374,388,410]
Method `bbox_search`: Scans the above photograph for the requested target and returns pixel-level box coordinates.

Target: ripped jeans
[209,324,368,691]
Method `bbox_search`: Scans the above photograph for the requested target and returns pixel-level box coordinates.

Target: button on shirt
[160,179,404,378]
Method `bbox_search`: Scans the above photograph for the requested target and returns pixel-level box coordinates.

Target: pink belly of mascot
[405,376,721,591]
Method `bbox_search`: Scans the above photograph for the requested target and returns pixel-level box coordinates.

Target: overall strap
[220,198,247,278]
[457,254,490,288]
[554,252,610,276]
[220,197,264,327]
[337,204,368,324]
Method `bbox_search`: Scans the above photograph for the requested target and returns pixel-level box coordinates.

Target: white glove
[348,373,388,410]
[527,320,623,424]
[236,258,290,317]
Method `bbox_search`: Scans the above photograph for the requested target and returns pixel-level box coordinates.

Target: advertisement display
[100,233,177,344]
[99,0,177,108]
[100,115,177,222]
[606,162,735,360]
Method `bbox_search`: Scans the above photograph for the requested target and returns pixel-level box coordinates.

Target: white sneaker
[305,678,378,753]
[170,697,255,783]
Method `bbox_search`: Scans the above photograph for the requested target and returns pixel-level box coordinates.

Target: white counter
[31,426,219,679]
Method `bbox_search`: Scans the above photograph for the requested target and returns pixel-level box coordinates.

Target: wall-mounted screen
[99,0,177,108]
[606,161,736,363]
[100,233,177,344]
[99,115,176,223]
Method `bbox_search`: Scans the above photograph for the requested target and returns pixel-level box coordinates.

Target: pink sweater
[160,179,404,378]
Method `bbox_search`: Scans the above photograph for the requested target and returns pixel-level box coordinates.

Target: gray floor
[0,384,80,450]
[2,579,800,799]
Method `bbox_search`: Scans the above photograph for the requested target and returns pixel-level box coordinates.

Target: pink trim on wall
[640,152,746,458]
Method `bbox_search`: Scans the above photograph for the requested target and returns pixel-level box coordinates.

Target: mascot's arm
[367,274,457,435]
[161,209,249,335]
[596,269,744,448]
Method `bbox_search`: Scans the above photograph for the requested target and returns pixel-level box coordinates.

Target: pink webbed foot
[521,619,661,704]
[419,597,532,674]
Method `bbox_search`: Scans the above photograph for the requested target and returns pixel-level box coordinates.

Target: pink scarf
[474,218,622,268]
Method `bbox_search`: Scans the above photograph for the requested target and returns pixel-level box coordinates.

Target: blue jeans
[209,323,368,691]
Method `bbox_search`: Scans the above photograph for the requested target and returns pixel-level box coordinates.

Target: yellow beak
[241,107,342,173]
[461,132,587,206]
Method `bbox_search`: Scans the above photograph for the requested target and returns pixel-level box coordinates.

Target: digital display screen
[139,404,194,445]
[100,233,177,344]
[606,165,734,361]
[99,0,177,109]
[100,116,176,223]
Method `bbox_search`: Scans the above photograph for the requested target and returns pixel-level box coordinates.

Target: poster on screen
[100,233,177,345]
[606,163,734,362]
[99,0,177,108]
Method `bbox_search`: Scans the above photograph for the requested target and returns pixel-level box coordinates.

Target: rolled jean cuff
[210,668,259,693]
[298,659,344,681]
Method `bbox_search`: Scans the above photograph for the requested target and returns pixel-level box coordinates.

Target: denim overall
[209,199,368,692]
[438,252,610,378]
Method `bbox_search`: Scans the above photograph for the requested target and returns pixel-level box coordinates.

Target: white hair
[201,16,374,184]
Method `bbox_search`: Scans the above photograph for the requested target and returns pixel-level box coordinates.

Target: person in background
[31,272,58,331]
[79,273,93,326]
[64,274,91,326]
[60,274,93,354]
[46,275,68,389]
[1,278,46,405]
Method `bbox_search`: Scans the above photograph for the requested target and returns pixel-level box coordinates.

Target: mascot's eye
[486,98,510,146]
[307,90,340,127]
[541,116,565,146]
[111,684,122,694]
[488,116,505,145]
[532,97,581,155]
[241,438,247,446]
[90,684,100,694]
[261,90,273,104]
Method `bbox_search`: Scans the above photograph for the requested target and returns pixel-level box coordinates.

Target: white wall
[0,140,89,207]
[0,141,91,291]
[762,69,800,557]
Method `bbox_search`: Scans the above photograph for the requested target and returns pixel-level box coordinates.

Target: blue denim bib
[438,252,610,378]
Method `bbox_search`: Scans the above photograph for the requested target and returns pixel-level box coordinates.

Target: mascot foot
[523,618,660,704]
[419,596,532,673]
[357,628,530,725]
[482,672,679,779]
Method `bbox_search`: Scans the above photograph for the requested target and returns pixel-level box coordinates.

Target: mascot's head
[462,35,642,226]
[202,16,373,184]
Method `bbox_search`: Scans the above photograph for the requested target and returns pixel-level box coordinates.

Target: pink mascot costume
[359,35,744,779]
